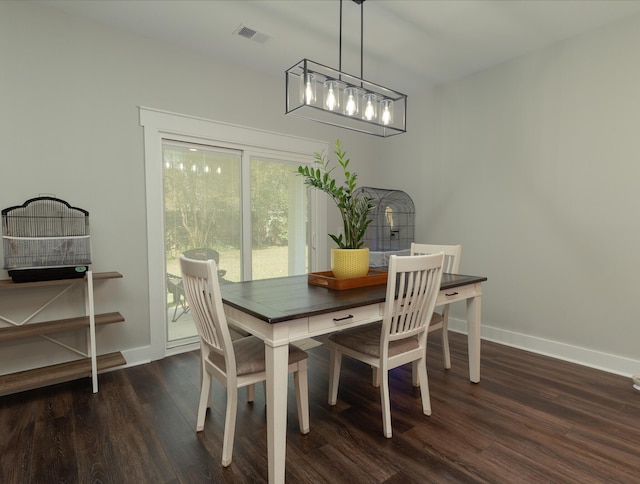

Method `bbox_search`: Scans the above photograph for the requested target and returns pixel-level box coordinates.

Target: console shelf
[0,271,125,396]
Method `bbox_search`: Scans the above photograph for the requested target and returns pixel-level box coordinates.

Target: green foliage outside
[163,147,294,260]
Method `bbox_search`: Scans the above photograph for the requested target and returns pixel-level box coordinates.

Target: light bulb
[363,93,377,121]
[380,99,393,125]
[301,73,316,105]
[344,87,359,116]
[324,80,339,111]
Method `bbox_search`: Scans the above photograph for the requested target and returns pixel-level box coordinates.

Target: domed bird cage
[354,187,415,254]
[2,196,92,282]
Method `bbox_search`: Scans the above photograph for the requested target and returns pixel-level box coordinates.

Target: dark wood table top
[221,273,487,324]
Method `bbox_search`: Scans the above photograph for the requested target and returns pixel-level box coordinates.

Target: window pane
[250,157,308,280]
[163,141,241,341]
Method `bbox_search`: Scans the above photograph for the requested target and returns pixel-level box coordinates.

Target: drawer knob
[445,291,459,297]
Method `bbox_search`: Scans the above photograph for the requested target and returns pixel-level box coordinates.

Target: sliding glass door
[163,141,308,343]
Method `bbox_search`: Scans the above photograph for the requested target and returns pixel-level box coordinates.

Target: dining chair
[183,247,227,280]
[166,272,188,322]
[410,243,462,372]
[179,255,310,467]
[372,243,462,388]
[328,252,444,438]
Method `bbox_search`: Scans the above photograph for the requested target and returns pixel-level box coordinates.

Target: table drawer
[438,282,480,304]
[309,304,382,333]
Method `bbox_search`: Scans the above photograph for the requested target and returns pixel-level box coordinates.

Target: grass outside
[166,245,294,283]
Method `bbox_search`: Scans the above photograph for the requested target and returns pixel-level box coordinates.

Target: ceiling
[35,0,640,95]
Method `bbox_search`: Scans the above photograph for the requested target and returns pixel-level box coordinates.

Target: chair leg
[294,360,310,434]
[416,357,432,416]
[380,364,392,438]
[196,372,211,432]
[328,347,342,406]
[412,361,420,387]
[171,302,180,322]
[247,384,255,402]
[221,383,239,467]
[372,367,380,387]
[442,318,451,370]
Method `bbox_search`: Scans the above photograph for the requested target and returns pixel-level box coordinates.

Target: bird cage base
[8,266,89,283]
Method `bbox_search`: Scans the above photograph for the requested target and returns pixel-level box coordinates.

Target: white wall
[0,1,381,370]
[374,13,640,375]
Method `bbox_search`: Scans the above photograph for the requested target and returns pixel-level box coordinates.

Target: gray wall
[374,12,640,374]
[1,1,638,376]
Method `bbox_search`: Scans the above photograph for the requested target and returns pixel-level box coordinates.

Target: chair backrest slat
[383,253,444,343]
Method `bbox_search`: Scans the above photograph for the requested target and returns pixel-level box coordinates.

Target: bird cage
[2,196,92,282]
[354,187,415,252]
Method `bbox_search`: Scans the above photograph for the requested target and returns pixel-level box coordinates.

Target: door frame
[139,106,327,360]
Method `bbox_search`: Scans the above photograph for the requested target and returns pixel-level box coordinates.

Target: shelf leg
[86,271,98,393]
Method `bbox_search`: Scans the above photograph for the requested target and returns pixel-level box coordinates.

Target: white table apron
[223,280,483,484]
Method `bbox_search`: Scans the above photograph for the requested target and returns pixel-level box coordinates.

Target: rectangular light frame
[285,59,407,138]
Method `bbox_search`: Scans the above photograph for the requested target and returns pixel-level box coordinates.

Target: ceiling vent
[234,25,270,44]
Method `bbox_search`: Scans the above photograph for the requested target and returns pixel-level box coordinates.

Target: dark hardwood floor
[2,332,640,483]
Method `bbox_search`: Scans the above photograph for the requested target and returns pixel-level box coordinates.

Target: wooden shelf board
[0,312,125,342]
[0,351,126,396]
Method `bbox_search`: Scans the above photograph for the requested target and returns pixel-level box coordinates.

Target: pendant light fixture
[285,0,407,137]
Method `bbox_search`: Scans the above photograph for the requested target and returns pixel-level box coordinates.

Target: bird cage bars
[2,196,92,282]
[354,187,415,252]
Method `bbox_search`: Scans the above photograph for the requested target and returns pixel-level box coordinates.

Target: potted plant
[298,140,374,279]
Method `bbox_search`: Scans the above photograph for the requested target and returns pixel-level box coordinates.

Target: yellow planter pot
[331,248,370,279]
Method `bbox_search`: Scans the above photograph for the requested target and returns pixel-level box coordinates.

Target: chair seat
[328,322,419,358]
[208,336,308,376]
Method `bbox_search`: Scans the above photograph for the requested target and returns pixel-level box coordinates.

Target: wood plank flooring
[1,332,639,483]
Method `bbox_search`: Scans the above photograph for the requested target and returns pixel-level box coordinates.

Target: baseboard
[448,317,639,378]
[119,341,199,369]
[117,321,640,379]
[120,345,153,368]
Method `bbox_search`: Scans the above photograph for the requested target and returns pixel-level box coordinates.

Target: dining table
[221,271,487,483]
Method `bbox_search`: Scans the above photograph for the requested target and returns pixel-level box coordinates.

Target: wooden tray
[308,270,388,290]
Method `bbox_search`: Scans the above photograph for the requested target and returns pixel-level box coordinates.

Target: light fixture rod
[339,0,342,74]
[360,0,363,82]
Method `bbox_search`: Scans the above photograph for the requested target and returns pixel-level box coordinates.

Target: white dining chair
[410,243,462,372]
[179,255,309,467]
[328,252,444,438]
[373,243,462,387]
